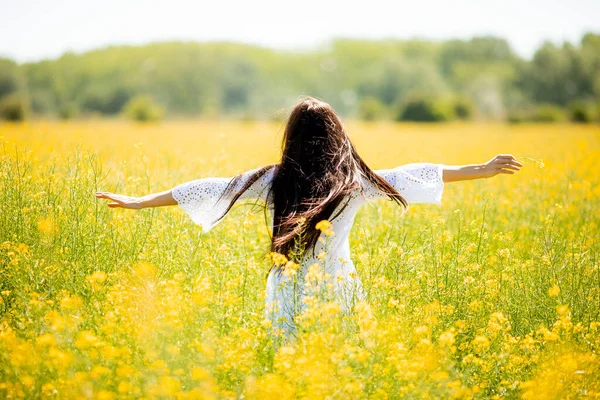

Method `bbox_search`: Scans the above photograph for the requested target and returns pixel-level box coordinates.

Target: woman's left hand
[481,154,523,178]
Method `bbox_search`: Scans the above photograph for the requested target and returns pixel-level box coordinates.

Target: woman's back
[171,162,445,337]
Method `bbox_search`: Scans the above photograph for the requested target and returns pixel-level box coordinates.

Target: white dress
[171,163,445,338]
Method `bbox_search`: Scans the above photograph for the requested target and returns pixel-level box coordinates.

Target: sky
[2,0,599,63]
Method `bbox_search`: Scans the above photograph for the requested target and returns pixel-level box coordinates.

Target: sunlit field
[1,120,599,399]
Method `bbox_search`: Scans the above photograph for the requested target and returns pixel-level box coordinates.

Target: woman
[95,96,522,339]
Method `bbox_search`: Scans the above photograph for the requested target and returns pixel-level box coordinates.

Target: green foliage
[0,58,23,99]
[58,102,79,120]
[533,104,566,122]
[506,104,567,123]
[358,96,388,121]
[569,101,594,123]
[122,95,164,122]
[452,97,474,120]
[396,96,454,122]
[0,34,597,121]
[506,110,527,124]
[0,93,28,121]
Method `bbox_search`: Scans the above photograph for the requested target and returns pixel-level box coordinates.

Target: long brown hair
[214,96,409,270]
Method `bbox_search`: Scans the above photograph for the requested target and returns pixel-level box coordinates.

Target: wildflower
[516,156,545,168]
[472,335,490,352]
[90,365,111,380]
[469,299,482,312]
[60,294,83,311]
[548,285,560,297]
[117,382,132,394]
[556,304,570,316]
[283,260,300,277]
[22,376,34,388]
[191,367,211,381]
[270,252,288,266]
[75,330,100,349]
[42,383,57,396]
[438,330,456,347]
[37,217,56,234]
[36,333,56,347]
[48,348,73,370]
[316,219,334,236]
[96,389,117,400]
[497,248,511,259]
[133,261,157,279]
[86,270,107,284]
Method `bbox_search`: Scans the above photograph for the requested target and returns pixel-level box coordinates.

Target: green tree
[0,58,21,98]
[358,96,388,121]
[533,104,566,122]
[396,96,454,122]
[122,95,164,122]
[0,93,28,121]
[569,101,593,123]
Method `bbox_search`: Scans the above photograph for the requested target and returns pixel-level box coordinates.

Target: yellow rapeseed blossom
[472,335,490,352]
[556,304,570,316]
[75,330,100,349]
[86,270,107,284]
[1,121,598,399]
[60,294,83,311]
[270,252,288,266]
[548,284,560,297]
[283,260,300,277]
[133,261,158,279]
[316,220,334,236]
[37,217,56,234]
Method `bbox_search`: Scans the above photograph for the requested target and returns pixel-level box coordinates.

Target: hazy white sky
[2,0,599,63]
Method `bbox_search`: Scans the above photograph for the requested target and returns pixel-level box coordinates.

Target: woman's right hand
[95,192,143,209]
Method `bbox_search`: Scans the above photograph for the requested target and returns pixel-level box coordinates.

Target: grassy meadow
[0,120,599,399]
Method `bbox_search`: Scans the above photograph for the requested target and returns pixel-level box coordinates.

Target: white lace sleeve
[362,162,445,205]
[171,166,274,233]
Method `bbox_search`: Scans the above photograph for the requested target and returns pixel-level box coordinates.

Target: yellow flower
[36,333,56,347]
[316,220,334,236]
[469,299,482,312]
[472,335,490,351]
[117,381,132,394]
[75,330,100,349]
[22,375,34,388]
[37,217,56,234]
[133,261,157,279]
[270,252,288,266]
[90,365,111,380]
[548,285,560,297]
[191,367,211,381]
[556,304,570,316]
[283,260,300,277]
[438,330,456,347]
[86,270,107,284]
[96,390,116,400]
[60,294,83,311]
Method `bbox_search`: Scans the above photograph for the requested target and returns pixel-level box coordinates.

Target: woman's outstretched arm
[442,154,523,183]
[95,189,177,209]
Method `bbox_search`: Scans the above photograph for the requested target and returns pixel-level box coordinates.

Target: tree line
[1,34,599,122]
